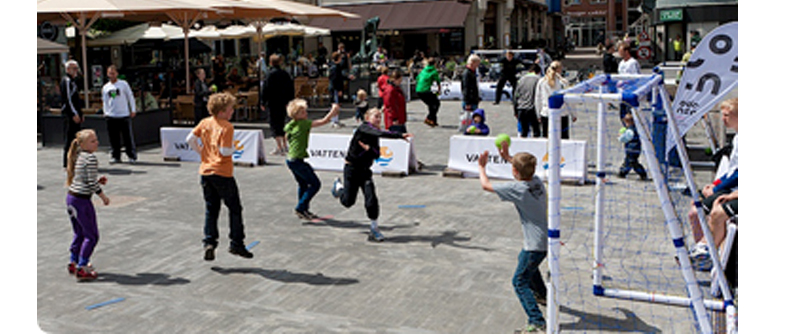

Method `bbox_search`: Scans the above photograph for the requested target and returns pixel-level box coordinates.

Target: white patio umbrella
[87,23,187,46]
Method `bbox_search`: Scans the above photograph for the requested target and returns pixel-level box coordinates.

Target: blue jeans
[201,175,245,249]
[513,250,547,326]
[286,159,321,213]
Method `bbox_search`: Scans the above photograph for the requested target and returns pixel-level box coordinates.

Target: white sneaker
[331,177,344,198]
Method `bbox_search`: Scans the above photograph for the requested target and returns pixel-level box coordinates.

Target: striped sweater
[68,151,103,196]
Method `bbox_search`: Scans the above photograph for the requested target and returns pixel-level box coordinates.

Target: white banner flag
[667,22,738,152]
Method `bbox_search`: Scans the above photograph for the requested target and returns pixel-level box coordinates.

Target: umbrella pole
[63,12,101,108]
[167,11,204,93]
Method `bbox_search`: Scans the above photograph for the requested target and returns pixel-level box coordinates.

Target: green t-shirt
[284,119,313,159]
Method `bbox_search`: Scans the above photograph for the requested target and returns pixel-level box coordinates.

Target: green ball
[495,133,511,149]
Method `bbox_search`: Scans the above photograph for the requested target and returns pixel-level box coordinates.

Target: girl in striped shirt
[65,129,110,281]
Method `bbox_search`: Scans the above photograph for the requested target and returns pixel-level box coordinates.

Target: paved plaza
[36,69,725,333]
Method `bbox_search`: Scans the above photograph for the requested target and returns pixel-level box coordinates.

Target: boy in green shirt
[415,58,441,127]
[284,99,340,220]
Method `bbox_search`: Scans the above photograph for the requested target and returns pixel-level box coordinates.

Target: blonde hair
[287,98,308,119]
[545,61,563,88]
[65,129,97,187]
[206,92,236,116]
[720,97,738,115]
[356,89,367,101]
[511,152,537,180]
[365,107,381,119]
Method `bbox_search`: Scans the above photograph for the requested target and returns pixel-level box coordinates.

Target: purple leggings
[66,194,99,267]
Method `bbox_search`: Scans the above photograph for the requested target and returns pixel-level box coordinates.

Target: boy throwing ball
[477,143,548,333]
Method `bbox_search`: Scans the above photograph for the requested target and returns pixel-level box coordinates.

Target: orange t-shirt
[192,116,234,177]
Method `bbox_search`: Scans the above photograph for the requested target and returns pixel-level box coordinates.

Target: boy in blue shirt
[477,144,548,333]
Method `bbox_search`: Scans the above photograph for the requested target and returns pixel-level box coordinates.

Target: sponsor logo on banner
[232,140,245,159]
[376,147,393,166]
[542,151,566,170]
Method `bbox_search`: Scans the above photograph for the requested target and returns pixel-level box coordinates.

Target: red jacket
[382,82,406,129]
[377,74,389,98]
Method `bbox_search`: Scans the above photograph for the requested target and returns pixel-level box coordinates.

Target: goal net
[543,74,736,333]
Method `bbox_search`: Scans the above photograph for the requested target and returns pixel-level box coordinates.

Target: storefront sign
[660,9,683,22]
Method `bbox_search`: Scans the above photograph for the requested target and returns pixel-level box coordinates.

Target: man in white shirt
[102,65,137,164]
[616,44,641,123]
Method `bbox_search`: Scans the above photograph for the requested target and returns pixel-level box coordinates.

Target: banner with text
[668,22,738,152]
[307,133,416,175]
[160,127,266,165]
[447,135,587,182]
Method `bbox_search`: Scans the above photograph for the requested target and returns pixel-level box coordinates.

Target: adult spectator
[101,65,138,164]
[415,57,442,127]
[495,51,521,105]
[535,61,575,139]
[212,54,226,89]
[617,43,641,122]
[602,43,618,75]
[61,59,84,168]
[328,51,352,128]
[459,54,481,132]
[263,54,295,155]
[514,64,542,137]
[194,68,212,125]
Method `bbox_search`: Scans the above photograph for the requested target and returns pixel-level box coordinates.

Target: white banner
[433,80,513,101]
[668,22,738,152]
[160,127,266,165]
[306,133,417,175]
[447,135,587,182]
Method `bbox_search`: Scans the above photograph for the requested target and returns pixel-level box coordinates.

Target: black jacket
[328,62,345,92]
[263,66,294,109]
[461,68,480,105]
[346,122,404,168]
[60,75,83,118]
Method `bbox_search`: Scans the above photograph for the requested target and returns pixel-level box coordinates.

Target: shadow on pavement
[381,230,493,252]
[559,305,662,333]
[96,272,191,286]
[211,267,359,286]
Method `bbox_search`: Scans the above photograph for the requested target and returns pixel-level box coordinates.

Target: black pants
[541,116,571,139]
[201,174,245,249]
[496,75,517,103]
[106,117,137,161]
[194,106,207,125]
[517,108,542,138]
[62,116,82,168]
[339,164,379,220]
[418,91,440,123]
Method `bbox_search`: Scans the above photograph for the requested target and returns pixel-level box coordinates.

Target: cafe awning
[309,0,471,32]
[38,37,69,55]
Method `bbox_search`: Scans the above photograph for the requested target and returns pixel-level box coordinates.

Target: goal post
[544,73,736,334]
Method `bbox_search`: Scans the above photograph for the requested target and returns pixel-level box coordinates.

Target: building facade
[562,0,649,47]
[654,0,737,62]
[306,0,554,59]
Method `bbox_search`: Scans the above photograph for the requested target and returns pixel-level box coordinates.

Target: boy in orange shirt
[186,92,253,261]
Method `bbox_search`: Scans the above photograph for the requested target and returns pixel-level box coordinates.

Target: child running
[65,129,110,281]
[284,98,340,220]
[186,92,253,261]
[477,143,548,333]
[331,108,412,241]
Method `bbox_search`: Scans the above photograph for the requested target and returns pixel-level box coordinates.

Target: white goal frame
[544,74,737,334]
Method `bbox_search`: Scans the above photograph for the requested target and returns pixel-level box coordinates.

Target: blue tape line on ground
[562,207,583,211]
[246,240,260,251]
[86,297,125,310]
[548,229,560,238]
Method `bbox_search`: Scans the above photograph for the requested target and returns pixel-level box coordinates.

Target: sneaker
[128,158,137,165]
[204,244,216,261]
[303,211,319,220]
[689,244,712,271]
[331,177,344,198]
[75,266,98,282]
[423,118,437,128]
[67,262,77,275]
[525,323,546,333]
[110,158,122,164]
[295,210,315,221]
[270,148,283,156]
[229,246,254,259]
[368,228,386,242]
